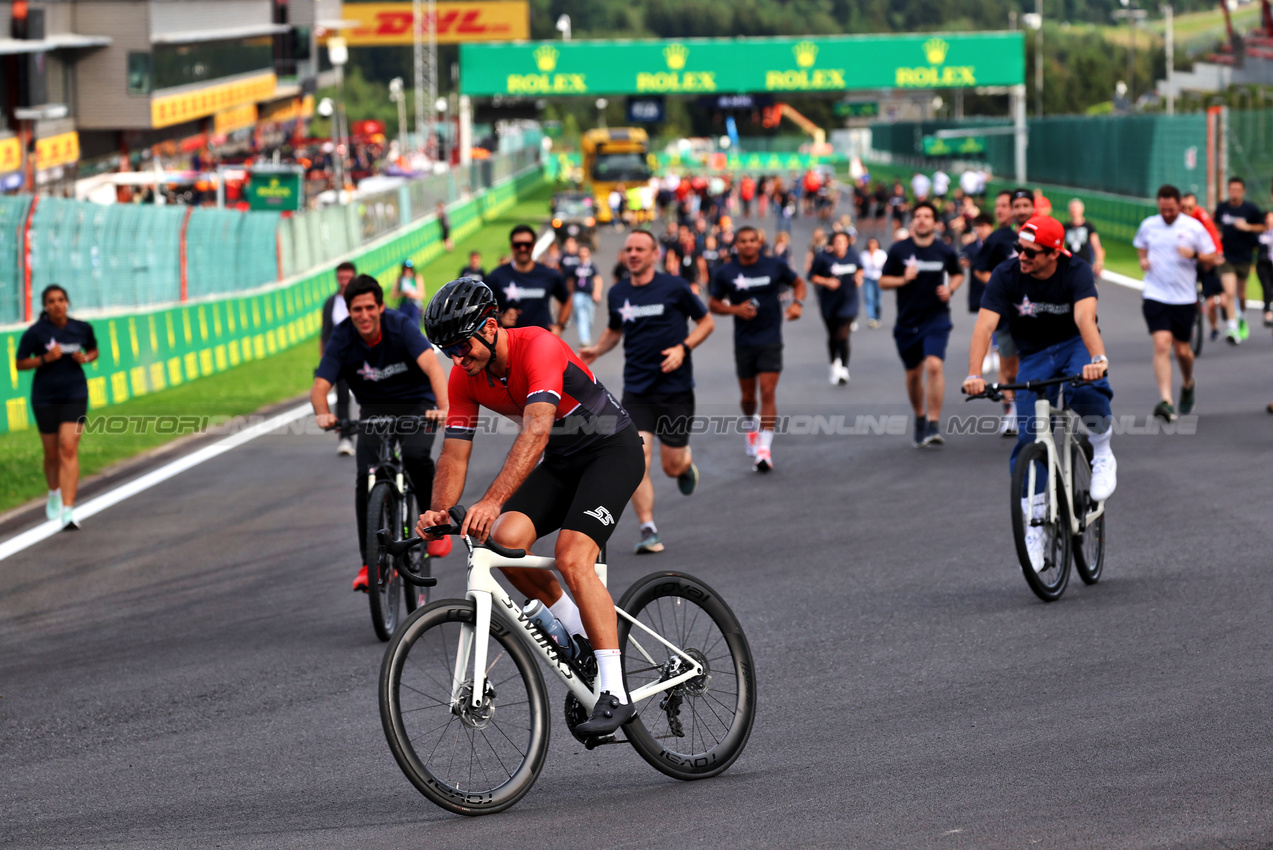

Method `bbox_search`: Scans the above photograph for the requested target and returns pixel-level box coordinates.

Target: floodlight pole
[1013,83,1028,183]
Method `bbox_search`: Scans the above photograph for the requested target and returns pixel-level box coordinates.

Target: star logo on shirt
[618,299,636,323]
[1015,296,1037,317]
[503,281,522,302]
[356,361,378,381]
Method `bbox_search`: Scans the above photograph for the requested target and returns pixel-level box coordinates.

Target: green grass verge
[0,182,560,516]
[0,337,322,513]
[419,182,557,298]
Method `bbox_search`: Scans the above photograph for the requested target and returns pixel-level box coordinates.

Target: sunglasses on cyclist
[440,338,475,358]
[1014,242,1051,260]
[511,240,535,250]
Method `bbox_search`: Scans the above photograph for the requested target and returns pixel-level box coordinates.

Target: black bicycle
[334,416,436,641]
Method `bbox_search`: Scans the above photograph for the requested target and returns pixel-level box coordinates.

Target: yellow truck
[580,127,653,223]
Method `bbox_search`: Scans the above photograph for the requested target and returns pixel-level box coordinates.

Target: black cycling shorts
[1199,267,1224,298]
[622,390,695,448]
[1142,298,1197,343]
[502,424,644,548]
[734,343,783,379]
[33,399,88,435]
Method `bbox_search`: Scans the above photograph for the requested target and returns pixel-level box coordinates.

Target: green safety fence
[186,208,283,299]
[869,112,1208,199]
[0,162,550,436]
[1227,108,1273,199]
[862,160,1157,245]
[0,197,33,325]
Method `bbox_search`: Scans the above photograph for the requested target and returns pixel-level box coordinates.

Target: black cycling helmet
[425,277,498,348]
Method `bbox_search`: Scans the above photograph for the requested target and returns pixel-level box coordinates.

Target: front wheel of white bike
[616,572,757,781]
[379,599,550,816]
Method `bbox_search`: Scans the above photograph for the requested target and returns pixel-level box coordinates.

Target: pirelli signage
[344,1,529,46]
[152,73,277,129]
[460,32,1023,97]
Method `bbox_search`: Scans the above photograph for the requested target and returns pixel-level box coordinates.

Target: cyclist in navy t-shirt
[709,225,807,473]
[487,224,572,333]
[880,201,965,448]
[311,275,450,594]
[15,285,98,529]
[964,215,1116,569]
[581,230,715,555]
[808,230,864,387]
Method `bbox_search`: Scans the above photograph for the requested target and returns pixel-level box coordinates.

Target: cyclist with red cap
[964,216,1116,565]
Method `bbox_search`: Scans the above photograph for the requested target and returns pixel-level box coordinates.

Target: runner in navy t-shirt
[487,224,573,333]
[708,225,807,472]
[808,230,863,387]
[964,215,1116,569]
[1214,176,1266,342]
[311,275,451,593]
[879,201,965,448]
[580,230,715,554]
[15,285,98,529]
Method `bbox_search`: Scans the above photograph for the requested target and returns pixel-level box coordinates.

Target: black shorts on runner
[1199,267,1224,298]
[734,343,783,378]
[1142,298,1197,343]
[33,399,88,435]
[622,390,695,449]
[502,424,644,548]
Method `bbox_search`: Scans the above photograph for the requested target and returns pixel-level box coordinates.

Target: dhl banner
[344,1,529,46]
[152,73,277,129]
[214,103,258,135]
[35,132,80,170]
[0,137,20,174]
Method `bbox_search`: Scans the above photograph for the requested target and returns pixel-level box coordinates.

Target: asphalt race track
[3,209,1272,848]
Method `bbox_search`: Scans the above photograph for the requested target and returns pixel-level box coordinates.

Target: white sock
[594,649,628,703]
[759,429,774,450]
[49,488,61,498]
[641,521,657,535]
[1228,317,1239,330]
[549,595,585,639]
[1089,429,1113,459]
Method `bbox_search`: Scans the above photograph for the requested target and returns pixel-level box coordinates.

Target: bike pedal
[582,734,619,750]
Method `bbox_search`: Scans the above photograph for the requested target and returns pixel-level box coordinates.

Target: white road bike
[967,374,1107,602]
[376,507,757,816]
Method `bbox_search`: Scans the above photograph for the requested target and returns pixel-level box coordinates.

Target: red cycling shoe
[352,565,369,593]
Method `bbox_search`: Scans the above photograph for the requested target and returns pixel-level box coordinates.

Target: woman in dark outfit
[15,285,98,529]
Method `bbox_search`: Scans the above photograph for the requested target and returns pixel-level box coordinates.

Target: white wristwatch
[1091,355,1108,365]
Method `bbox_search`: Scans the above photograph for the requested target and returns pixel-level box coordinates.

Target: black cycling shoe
[575,691,635,736]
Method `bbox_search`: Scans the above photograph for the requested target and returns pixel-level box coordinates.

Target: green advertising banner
[246,168,305,212]
[834,101,880,118]
[460,32,1024,97]
[921,135,987,155]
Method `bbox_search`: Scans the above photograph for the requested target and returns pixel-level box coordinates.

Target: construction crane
[761,103,832,155]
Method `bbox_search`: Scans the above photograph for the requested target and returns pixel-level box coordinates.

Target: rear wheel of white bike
[379,600,550,816]
[616,572,757,781]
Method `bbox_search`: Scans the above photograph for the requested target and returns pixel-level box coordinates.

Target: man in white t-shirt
[1133,184,1221,421]
[933,170,951,199]
[911,171,933,202]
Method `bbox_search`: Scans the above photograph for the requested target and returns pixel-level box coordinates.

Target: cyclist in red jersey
[418,278,645,735]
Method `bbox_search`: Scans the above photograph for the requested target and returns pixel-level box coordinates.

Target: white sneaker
[983,351,1000,376]
[850,320,859,332]
[337,438,355,456]
[61,506,80,530]
[829,359,842,385]
[46,491,62,522]
[1021,495,1047,571]
[1090,453,1117,502]
[753,447,773,473]
[744,429,758,458]
[837,365,850,385]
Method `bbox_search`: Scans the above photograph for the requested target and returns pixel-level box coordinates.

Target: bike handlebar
[962,373,1096,403]
[384,505,528,570]
[323,415,440,434]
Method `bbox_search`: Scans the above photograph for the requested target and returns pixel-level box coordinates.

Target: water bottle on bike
[522,600,575,658]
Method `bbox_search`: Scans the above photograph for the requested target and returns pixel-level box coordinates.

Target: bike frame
[1023,391,1106,535]
[450,538,705,713]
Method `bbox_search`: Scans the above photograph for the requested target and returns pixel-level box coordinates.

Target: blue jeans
[1009,335,1114,475]
[862,277,881,322]
[572,291,597,345]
